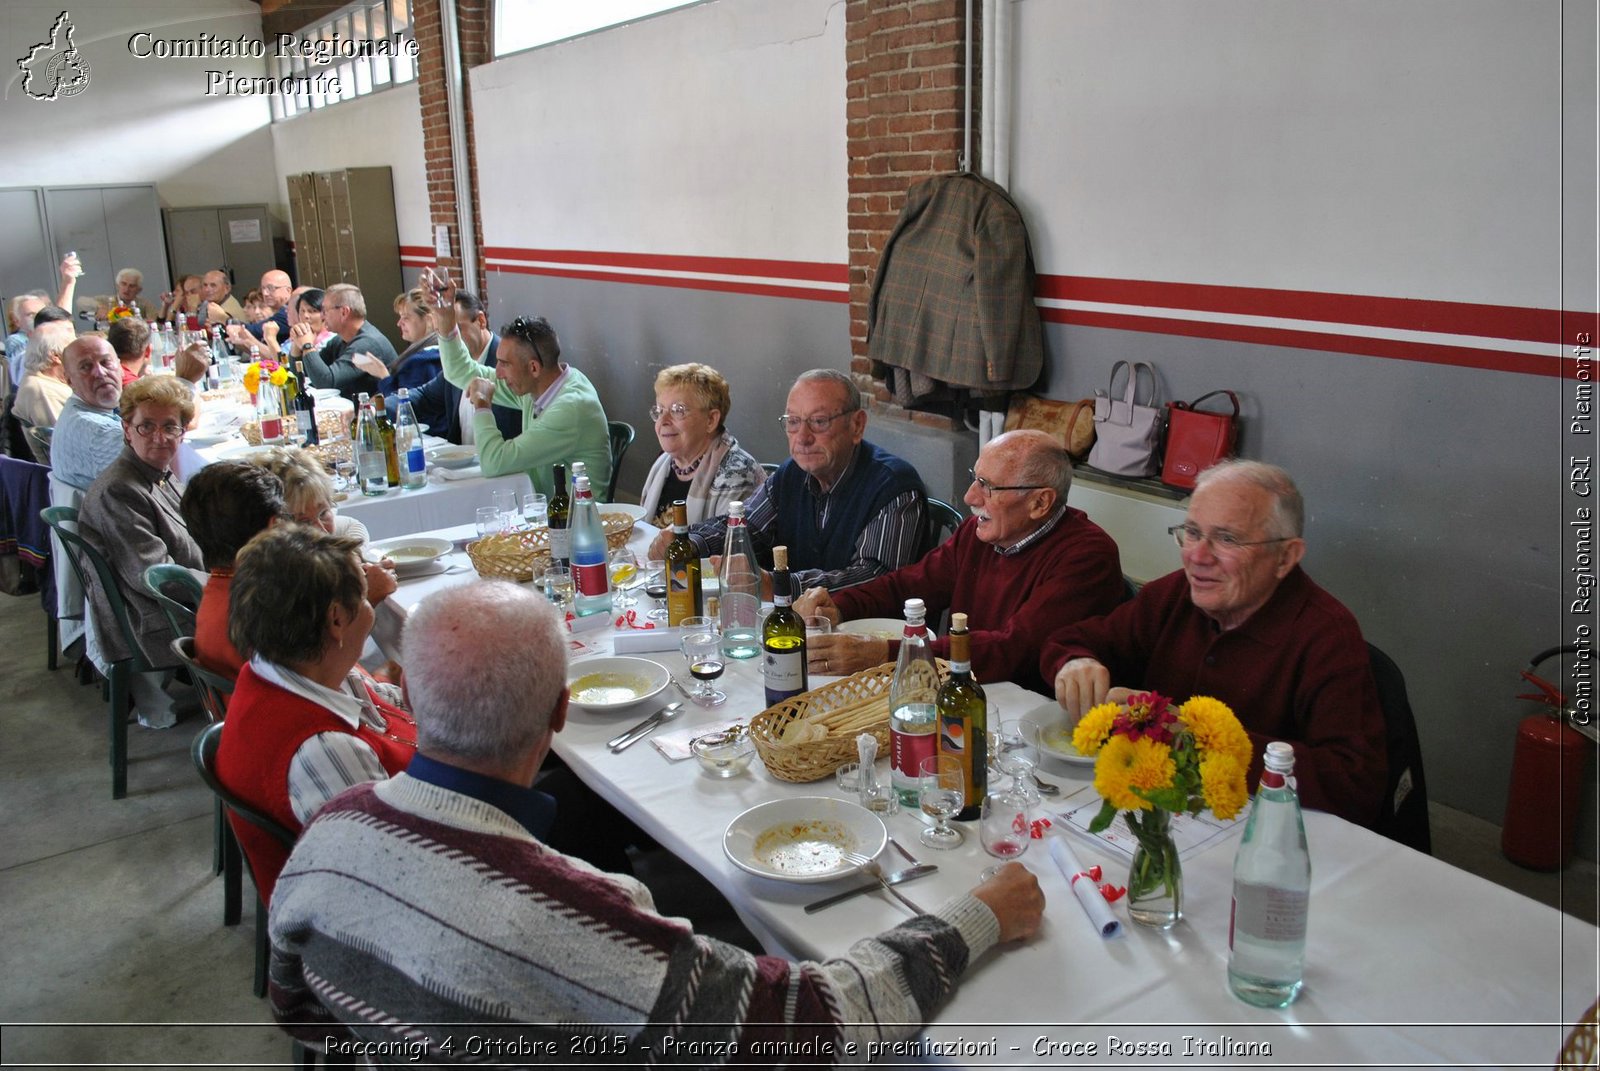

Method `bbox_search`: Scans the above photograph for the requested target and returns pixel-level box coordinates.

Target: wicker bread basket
[466,513,637,582]
[750,660,949,783]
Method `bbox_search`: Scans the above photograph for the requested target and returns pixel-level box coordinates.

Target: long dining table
[393,519,1599,1067]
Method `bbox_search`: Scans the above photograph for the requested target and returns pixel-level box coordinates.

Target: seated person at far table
[431,272,609,499]
[396,288,521,445]
[798,430,1123,692]
[647,368,926,595]
[214,523,417,906]
[300,283,400,403]
[347,287,442,398]
[1041,459,1387,826]
[200,269,246,326]
[226,270,293,354]
[13,320,77,439]
[268,581,1045,1058]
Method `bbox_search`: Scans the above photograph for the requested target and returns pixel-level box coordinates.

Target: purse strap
[1184,389,1239,418]
[1067,398,1094,429]
[1107,361,1158,406]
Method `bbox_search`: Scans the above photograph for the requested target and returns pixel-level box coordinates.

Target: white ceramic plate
[311,388,342,402]
[839,618,904,642]
[369,536,452,577]
[600,502,647,522]
[723,797,888,883]
[1021,700,1096,766]
[427,445,478,470]
[567,656,670,713]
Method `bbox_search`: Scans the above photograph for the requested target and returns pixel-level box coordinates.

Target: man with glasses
[431,282,609,498]
[1042,459,1386,825]
[649,368,925,594]
[301,283,400,402]
[795,430,1123,690]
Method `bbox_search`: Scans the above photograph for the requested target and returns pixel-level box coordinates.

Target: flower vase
[1125,808,1182,928]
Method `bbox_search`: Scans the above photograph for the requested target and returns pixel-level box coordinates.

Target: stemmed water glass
[644,559,669,622]
[992,717,1040,800]
[679,616,726,707]
[918,754,965,849]
[979,788,1033,879]
[609,547,640,611]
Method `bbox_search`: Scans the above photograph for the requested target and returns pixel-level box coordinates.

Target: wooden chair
[605,420,636,502]
[144,564,203,640]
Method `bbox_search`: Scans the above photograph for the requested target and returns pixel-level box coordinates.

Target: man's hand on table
[971,862,1045,943]
[1053,657,1139,723]
[793,586,841,625]
[807,634,889,677]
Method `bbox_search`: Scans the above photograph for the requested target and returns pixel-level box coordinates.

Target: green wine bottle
[762,545,807,705]
[664,500,703,625]
[548,463,571,567]
[936,612,987,820]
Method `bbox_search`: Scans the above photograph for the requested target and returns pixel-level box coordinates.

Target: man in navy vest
[649,368,925,594]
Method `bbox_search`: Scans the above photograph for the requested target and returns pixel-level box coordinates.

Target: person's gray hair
[1194,459,1305,539]
[325,283,365,318]
[404,582,568,761]
[23,321,75,374]
[9,291,49,326]
[793,368,861,412]
[116,268,143,286]
[1009,433,1075,501]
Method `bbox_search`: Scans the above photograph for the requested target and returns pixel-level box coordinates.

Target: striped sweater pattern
[268,774,1000,1065]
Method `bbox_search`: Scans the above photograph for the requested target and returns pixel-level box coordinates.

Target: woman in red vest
[214,523,416,905]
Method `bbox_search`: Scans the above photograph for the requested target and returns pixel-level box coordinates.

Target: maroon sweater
[834,508,1124,692]
[1041,566,1387,826]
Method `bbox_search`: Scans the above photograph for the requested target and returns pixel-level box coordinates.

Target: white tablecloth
[390,522,1600,1065]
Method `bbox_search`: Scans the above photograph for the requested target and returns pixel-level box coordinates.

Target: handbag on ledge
[1160,389,1240,489]
[1088,360,1163,477]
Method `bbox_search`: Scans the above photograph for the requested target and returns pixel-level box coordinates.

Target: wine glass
[524,492,548,529]
[979,788,1033,880]
[491,488,520,527]
[918,754,965,849]
[644,559,669,622]
[679,616,726,707]
[475,506,504,539]
[609,547,640,610]
[993,716,1039,800]
[537,564,573,616]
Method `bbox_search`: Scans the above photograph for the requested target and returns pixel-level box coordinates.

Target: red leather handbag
[1160,390,1239,489]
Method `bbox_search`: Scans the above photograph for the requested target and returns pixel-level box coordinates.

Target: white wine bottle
[762,545,807,705]
[936,612,986,820]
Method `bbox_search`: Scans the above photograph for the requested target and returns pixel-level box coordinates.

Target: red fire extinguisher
[1502,645,1597,871]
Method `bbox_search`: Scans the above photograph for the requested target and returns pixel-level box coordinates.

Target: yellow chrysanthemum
[268,367,289,387]
[242,366,261,395]
[1072,702,1120,756]
[1199,751,1249,820]
[1181,695,1252,768]
[1094,736,1173,811]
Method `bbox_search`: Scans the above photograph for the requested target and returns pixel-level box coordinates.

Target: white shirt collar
[249,654,366,729]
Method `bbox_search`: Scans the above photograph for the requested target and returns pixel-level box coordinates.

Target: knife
[606,702,677,751]
[804,864,938,914]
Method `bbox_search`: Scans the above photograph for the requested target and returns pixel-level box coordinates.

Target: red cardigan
[214,663,416,904]
[1040,566,1387,826]
[833,508,1124,692]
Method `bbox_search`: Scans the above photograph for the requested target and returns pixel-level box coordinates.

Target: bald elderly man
[797,430,1124,692]
[227,269,292,353]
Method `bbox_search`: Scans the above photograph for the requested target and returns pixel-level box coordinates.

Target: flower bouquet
[1072,692,1251,928]
[242,356,294,399]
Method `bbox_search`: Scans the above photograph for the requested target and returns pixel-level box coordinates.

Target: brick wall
[412,0,490,300]
[846,0,978,431]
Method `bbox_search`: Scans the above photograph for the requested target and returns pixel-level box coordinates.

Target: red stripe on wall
[494,262,849,304]
[399,245,434,258]
[485,247,849,285]
[1040,307,1573,379]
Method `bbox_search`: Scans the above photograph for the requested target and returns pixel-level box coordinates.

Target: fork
[841,851,926,915]
[887,836,921,866]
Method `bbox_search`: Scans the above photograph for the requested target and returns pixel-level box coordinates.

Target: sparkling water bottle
[888,598,939,806]
[1228,741,1311,1007]
[718,500,762,660]
[569,474,611,617]
[393,387,427,490]
[355,393,388,496]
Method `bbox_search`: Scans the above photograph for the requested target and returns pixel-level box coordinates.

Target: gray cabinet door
[164,205,275,291]
[0,188,53,313]
[45,184,169,315]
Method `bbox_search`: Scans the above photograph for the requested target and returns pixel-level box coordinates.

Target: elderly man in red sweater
[1041,459,1387,826]
[796,429,1124,692]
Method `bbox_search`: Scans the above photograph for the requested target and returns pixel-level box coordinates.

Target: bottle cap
[729,500,745,518]
[575,475,591,493]
[1263,741,1295,774]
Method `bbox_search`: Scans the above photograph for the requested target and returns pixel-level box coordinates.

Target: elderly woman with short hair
[213,523,417,905]
[78,375,204,728]
[13,320,77,439]
[350,288,441,399]
[638,362,765,528]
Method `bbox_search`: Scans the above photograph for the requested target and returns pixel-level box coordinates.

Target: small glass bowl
[690,727,755,779]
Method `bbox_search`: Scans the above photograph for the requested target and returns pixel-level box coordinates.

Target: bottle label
[405,445,426,474]
[1230,883,1309,947]
[939,712,986,806]
[1261,769,1287,789]
[260,416,282,441]
[573,560,608,598]
[764,637,805,702]
[666,563,701,625]
[549,527,570,562]
[890,705,937,790]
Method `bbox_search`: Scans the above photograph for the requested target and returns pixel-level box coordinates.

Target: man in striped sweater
[269,582,1043,1064]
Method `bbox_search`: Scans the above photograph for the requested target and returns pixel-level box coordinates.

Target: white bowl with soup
[566,656,670,712]
[368,536,452,577]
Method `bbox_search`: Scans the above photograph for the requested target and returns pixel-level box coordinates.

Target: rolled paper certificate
[1048,836,1122,938]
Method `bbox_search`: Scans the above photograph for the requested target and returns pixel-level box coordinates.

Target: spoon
[1031,772,1061,797]
[608,701,685,752]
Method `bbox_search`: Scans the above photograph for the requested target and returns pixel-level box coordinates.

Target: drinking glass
[979,788,1033,880]
[803,615,833,639]
[679,616,726,707]
[491,489,520,527]
[333,459,357,494]
[524,492,548,528]
[537,564,573,615]
[609,547,640,610]
[993,716,1039,799]
[475,506,504,539]
[643,559,670,622]
[918,754,965,849]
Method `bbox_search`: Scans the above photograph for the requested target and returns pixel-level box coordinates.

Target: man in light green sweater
[434,286,610,499]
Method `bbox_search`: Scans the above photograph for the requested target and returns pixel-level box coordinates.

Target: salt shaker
[857,733,898,815]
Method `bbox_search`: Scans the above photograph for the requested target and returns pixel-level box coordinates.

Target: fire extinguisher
[1501,645,1598,871]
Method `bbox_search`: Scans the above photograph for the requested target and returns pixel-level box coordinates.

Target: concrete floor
[1,592,1595,1067]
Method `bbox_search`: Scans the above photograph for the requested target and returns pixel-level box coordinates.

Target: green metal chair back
[170,636,234,725]
[922,497,964,557]
[605,420,636,503]
[144,564,204,640]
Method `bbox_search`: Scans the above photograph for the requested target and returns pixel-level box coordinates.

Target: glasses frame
[1168,523,1292,554]
[129,420,186,441]
[968,467,1047,496]
[649,402,704,423]
[777,409,858,435]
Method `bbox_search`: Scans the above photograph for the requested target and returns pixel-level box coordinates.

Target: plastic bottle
[1228,741,1312,1007]
[936,612,986,820]
[393,387,427,489]
[719,500,763,661]
[761,545,806,705]
[355,393,388,496]
[888,598,940,806]
[569,474,611,617]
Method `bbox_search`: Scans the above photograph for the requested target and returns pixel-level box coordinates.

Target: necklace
[670,452,705,479]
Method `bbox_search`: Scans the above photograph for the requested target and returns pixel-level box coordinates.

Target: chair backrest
[22,423,51,467]
[40,504,146,670]
[170,636,233,724]
[144,564,203,639]
[1368,642,1431,854]
[760,462,780,477]
[921,497,964,557]
[191,721,296,849]
[605,420,636,503]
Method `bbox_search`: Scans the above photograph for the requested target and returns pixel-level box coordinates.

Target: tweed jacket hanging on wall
[867,172,1044,404]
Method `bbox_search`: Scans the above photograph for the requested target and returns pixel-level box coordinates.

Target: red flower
[1112,691,1178,745]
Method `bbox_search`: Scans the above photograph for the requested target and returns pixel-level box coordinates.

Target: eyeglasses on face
[649,402,703,423]
[1169,523,1291,553]
[131,421,185,440]
[968,467,1046,496]
[777,409,856,435]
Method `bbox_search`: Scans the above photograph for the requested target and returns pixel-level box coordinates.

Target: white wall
[0,0,278,211]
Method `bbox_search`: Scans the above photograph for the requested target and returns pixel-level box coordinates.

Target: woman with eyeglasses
[637,363,765,529]
[77,375,204,729]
